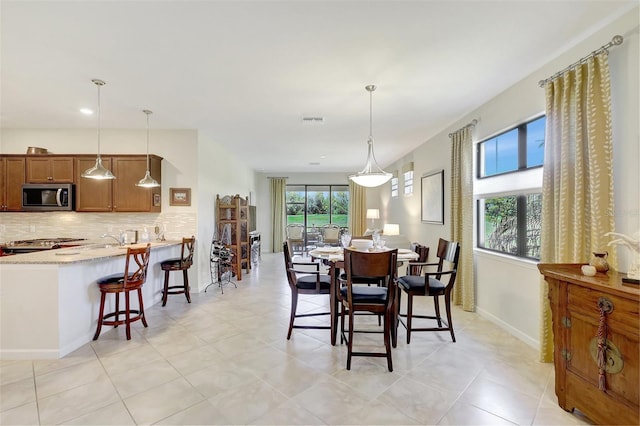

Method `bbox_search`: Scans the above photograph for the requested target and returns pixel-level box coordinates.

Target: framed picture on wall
[421,170,444,224]
[170,188,191,206]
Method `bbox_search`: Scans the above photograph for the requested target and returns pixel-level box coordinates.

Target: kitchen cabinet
[216,194,251,280]
[26,156,74,183]
[537,263,639,425]
[75,155,162,212]
[0,156,26,211]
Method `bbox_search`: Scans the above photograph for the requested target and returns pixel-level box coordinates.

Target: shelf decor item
[170,188,191,206]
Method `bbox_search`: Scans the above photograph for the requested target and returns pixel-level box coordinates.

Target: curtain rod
[448,119,478,138]
[538,35,623,87]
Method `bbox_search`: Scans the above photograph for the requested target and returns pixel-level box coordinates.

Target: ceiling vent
[301,116,324,124]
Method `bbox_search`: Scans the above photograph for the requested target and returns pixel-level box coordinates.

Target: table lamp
[382,223,400,236]
[366,209,380,228]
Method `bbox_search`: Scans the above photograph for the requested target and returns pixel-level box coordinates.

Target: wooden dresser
[538,264,639,425]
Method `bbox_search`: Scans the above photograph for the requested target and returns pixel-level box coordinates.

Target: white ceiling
[1,1,635,173]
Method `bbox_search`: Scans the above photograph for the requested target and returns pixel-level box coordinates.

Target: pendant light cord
[96,82,102,159]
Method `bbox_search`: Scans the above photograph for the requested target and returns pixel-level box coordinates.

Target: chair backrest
[433,238,460,284]
[286,224,304,240]
[282,240,300,290]
[408,242,430,275]
[179,236,196,267]
[322,224,341,242]
[343,248,398,304]
[123,244,151,288]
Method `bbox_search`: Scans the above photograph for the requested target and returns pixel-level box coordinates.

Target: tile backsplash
[0,212,197,243]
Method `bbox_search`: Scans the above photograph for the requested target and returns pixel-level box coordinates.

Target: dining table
[308,246,419,345]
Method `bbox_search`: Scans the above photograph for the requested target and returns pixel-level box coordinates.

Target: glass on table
[341,232,351,248]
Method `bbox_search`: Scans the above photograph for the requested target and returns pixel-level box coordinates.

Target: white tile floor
[0,252,594,425]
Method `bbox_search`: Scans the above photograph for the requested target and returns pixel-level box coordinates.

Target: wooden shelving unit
[216,194,250,280]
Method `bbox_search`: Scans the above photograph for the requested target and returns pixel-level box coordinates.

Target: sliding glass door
[286,185,348,249]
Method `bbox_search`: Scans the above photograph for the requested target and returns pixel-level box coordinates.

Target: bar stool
[93,244,151,341]
[161,236,195,306]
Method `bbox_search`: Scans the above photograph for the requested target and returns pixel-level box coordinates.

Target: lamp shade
[366,209,380,220]
[382,223,400,236]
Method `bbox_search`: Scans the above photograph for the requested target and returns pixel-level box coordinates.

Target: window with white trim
[390,174,399,198]
[475,115,545,260]
[402,162,414,196]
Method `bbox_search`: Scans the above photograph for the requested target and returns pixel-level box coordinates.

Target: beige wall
[376,7,639,348]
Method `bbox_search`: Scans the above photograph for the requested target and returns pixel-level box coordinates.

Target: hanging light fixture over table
[349,84,392,187]
[81,79,115,180]
[136,109,160,188]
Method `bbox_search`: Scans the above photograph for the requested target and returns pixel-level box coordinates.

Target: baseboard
[475,306,540,351]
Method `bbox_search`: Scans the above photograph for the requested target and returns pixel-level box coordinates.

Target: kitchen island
[0,241,182,359]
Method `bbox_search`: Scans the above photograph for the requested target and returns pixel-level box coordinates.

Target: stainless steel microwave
[22,183,74,211]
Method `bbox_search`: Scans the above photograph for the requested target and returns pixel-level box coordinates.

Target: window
[475,115,545,260]
[390,175,399,198]
[403,171,414,195]
[286,185,348,224]
[478,116,545,178]
[477,193,542,259]
[402,162,414,196]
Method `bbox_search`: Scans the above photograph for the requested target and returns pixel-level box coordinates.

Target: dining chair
[407,242,430,275]
[283,241,331,339]
[286,224,305,254]
[341,248,398,371]
[321,224,341,246]
[397,238,460,343]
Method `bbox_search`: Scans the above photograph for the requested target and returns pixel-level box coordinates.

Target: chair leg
[434,295,442,327]
[346,310,354,370]
[287,291,298,340]
[444,292,456,342]
[384,311,393,372]
[183,269,191,303]
[162,270,170,306]
[406,294,413,344]
[125,290,132,340]
[340,303,346,344]
[114,292,120,328]
[137,288,148,328]
[93,291,106,340]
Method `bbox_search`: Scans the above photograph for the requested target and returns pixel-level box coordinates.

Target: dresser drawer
[568,284,639,330]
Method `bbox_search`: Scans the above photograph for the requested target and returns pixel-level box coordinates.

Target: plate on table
[314,246,342,254]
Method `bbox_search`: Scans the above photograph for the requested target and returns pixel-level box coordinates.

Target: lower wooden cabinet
[538,263,639,425]
[0,156,26,211]
[75,155,162,212]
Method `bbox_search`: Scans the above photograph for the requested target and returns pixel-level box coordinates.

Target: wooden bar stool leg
[125,290,132,340]
[162,270,170,307]
[137,288,148,328]
[93,292,106,340]
[183,269,191,303]
[114,292,120,329]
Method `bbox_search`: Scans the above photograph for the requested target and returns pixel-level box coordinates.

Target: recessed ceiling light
[309,162,320,166]
[80,108,93,115]
[301,116,324,124]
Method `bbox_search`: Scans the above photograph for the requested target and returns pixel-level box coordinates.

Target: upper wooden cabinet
[26,156,74,183]
[0,156,26,211]
[75,155,162,212]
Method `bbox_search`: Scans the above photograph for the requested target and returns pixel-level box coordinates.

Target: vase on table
[589,251,609,273]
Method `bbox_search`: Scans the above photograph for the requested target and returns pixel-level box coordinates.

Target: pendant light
[82,79,115,180]
[349,84,392,187]
[135,109,160,188]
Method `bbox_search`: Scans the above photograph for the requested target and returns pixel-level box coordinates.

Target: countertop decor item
[348,85,392,187]
[81,79,115,180]
[26,147,48,154]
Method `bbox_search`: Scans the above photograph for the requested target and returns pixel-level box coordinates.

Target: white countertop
[0,240,181,265]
